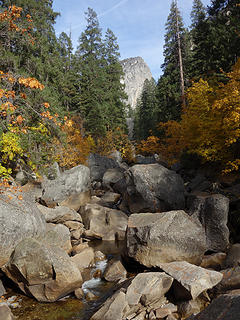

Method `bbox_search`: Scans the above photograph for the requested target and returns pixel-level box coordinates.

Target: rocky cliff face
[121,57,153,110]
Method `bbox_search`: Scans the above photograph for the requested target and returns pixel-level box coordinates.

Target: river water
[10,240,125,320]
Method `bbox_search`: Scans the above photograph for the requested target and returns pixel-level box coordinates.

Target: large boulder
[0,191,46,267]
[187,293,240,320]
[90,272,173,320]
[188,194,229,252]
[88,153,120,182]
[125,211,207,267]
[80,203,128,241]
[124,164,185,213]
[159,261,223,300]
[41,165,90,209]
[2,238,82,302]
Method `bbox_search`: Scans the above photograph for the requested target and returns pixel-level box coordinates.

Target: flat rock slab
[160,261,223,300]
[187,293,240,320]
[90,272,173,320]
[126,211,207,266]
[37,205,82,223]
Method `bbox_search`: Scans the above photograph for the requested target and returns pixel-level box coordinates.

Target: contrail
[70,0,129,32]
[99,0,129,18]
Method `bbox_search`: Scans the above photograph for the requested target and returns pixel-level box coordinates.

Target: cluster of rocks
[0,153,240,319]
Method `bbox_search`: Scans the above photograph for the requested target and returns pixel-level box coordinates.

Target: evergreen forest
[0,0,240,181]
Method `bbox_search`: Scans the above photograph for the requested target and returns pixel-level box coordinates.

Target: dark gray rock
[187,293,240,320]
[188,194,229,252]
[88,153,120,182]
[125,211,207,266]
[41,165,90,209]
[135,154,157,165]
[102,168,125,191]
[215,267,240,293]
[223,244,240,268]
[0,191,46,267]
[126,164,185,213]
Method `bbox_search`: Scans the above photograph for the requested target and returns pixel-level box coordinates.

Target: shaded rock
[187,293,240,320]
[71,247,95,270]
[0,303,15,320]
[223,243,240,268]
[37,204,82,223]
[215,267,240,293]
[100,192,121,207]
[159,261,223,300]
[88,153,120,182]
[126,164,185,212]
[0,191,46,267]
[0,280,6,296]
[102,168,125,191]
[45,223,72,254]
[187,174,210,192]
[90,272,173,320]
[178,295,208,319]
[200,252,226,270]
[80,204,128,241]
[188,194,229,252]
[125,211,207,267]
[103,259,127,282]
[41,165,90,209]
[2,238,82,302]
[135,154,157,165]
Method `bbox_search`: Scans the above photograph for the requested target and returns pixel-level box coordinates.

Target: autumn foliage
[0,6,67,179]
[157,58,240,173]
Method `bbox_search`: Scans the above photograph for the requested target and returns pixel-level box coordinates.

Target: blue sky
[53,0,211,80]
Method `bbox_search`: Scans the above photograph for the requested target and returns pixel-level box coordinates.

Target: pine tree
[190,0,240,78]
[134,78,157,140]
[156,0,190,122]
[103,28,127,132]
[74,8,107,137]
[189,0,208,79]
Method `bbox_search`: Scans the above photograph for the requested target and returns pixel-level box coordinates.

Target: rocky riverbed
[1,153,240,320]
